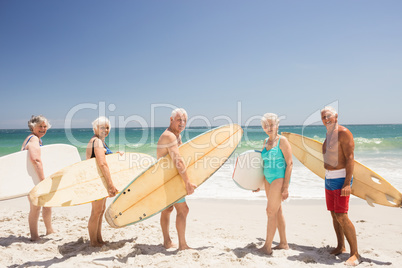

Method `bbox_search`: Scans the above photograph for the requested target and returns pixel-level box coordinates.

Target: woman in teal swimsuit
[86,116,119,247]
[257,113,293,255]
[21,115,53,241]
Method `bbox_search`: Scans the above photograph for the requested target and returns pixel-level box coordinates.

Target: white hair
[320,106,338,115]
[92,116,111,133]
[261,113,280,126]
[28,115,51,131]
[171,108,187,119]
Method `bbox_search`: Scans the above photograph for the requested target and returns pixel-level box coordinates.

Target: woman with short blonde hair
[21,115,54,241]
[85,116,118,247]
[257,113,293,255]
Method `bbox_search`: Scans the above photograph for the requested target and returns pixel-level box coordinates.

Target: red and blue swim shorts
[325,170,353,213]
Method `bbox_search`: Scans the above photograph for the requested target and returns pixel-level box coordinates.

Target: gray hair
[28,115,51,131]
[261,113,280,126]
[320,106,338,115]
[171,108,188,119]
[92,116,111,133]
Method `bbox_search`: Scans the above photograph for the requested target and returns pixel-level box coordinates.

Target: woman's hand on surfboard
[282,188,289,201]
[186,182,197,195]
[108,185,118,197]
[253,188,261,193]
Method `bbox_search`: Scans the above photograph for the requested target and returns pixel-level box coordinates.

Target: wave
[354,137,402,151]
[236,135,402,156]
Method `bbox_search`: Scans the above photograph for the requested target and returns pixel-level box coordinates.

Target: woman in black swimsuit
[85,116,118,247]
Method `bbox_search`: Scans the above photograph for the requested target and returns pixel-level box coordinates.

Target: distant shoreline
[1,123,402,131]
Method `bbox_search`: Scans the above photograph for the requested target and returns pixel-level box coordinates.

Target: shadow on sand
[8,238,211,267]
[0,235,55,247]
[232,240,393,266]
[91,244,211,264]
[134,243,211,255]
[287,243,393,266]
[8,237,136,268]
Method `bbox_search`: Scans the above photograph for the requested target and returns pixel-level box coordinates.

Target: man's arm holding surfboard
[339,128,355,197]
[164,133,196,195]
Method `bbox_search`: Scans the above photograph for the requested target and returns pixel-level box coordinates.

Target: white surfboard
[232,150,265,191]
[0,144,81,201]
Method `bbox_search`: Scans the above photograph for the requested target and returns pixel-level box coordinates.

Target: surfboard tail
[105,206,123,228]
[28,189,39,206]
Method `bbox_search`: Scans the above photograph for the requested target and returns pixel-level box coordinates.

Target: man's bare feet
[163,241,177,249]
[330,246,347,255]
[46,229,55,235]
[258,246,273,255]
[273,243,289,250]
[345,254,361,266]
[30,236,41,242]
[90,242,103,247]
[178,244,192,251]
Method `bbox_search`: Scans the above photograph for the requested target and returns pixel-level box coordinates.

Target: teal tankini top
[261,136,287,184]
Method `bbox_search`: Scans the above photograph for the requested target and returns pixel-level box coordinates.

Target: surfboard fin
[365,196,375,207]
[385,194,397,206]
[61,201,72,206]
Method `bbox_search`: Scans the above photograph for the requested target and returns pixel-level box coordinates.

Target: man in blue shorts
[321,106,360,266]
[156,108,197,250]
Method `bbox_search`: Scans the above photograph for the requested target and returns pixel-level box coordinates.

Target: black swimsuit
[91,139,113,158]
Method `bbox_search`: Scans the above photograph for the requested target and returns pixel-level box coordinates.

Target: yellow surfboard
[29,153,156,207]
[282,132,402,207]
[105,124,243,228]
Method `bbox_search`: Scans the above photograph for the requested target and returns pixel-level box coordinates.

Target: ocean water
[1,124,401,201]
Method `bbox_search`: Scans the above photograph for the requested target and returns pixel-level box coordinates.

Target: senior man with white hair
[321,106,360,266]
[156,108,197,250]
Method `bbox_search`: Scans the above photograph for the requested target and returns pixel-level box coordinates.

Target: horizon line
[1,123,401,131]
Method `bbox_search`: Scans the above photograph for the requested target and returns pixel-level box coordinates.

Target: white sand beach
[0,197,401,267]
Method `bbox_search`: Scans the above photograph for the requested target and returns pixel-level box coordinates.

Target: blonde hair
[261,113,279,126]
[28,115,51,131]
[92,116,111,133]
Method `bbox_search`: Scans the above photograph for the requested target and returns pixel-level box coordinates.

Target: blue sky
[1,0,401,129]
